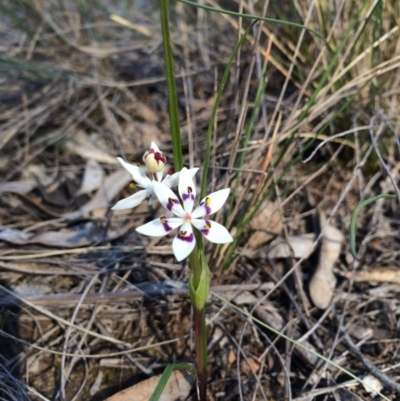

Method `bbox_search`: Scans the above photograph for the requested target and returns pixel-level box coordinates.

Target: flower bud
[143,141,166,173]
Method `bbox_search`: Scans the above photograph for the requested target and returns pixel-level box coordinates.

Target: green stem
[189,248,208,401]
[160,0,183,171]
[160,3,208,399]
[194,307,207,401]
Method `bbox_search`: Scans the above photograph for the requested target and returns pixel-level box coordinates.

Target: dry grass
[1,0,400,400]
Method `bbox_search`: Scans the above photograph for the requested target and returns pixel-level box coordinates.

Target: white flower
[111,157,199,210]
[143,141,166,173]
[136,167,233,261]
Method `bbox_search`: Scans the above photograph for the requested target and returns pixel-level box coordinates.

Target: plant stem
[189,248,208,401]
[159,0,183,171]
[194,307,207,401]
[160,2,207,398]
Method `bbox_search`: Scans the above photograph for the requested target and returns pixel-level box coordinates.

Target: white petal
[188,167,200,178]
[192,219,233,243]
[111,189,151,210]
[136,217,183,237]
[172,222,196,261]
[150,141,161,153]
[165,167,199,188]
[155,171,164,182]
[152,181,185,217]
[178,167,196,213]
[192,188,230,218]
[117,157,151,188]
[148,191,158,205]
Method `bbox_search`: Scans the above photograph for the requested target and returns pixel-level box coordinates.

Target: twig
[344,333,400,395]
[0,282,274,306]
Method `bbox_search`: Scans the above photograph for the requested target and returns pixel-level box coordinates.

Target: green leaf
[189,250,212,311]
[149,363,195,401]
[160,0,183,171]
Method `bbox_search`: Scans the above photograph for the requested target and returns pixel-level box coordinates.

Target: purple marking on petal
[182,193,195,201]
[167,197,179,211]
[199,204,212,215]
[200,197,212,215]
[201,220,211,236]
[160,216,173,232]
[177,231,194,243]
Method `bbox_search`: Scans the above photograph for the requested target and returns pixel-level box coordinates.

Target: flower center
[183,212,192,222]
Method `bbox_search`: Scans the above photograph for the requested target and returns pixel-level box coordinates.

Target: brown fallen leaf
[0,220,135,248]
[240,357,261,375]
[267,234,315,258]
[65,131,118,165]
[248,201,283,248]
[65,169,131,219]
[77,160,105,196]
[228,350,236,364]
[102,370,194,401]
[0,180,37,194]
[342,268,400,284]
[309,222,343,309]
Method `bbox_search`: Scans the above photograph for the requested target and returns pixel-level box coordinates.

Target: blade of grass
[149,363,195,401]
[160,0,183,171]
[177,0,328,44]
[200,20,257,198]
[220,0,377,269]
[222,76,372,270]
[226,49,270,222]
[349,193,397,258]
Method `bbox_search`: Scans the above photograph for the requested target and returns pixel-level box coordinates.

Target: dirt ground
[1,1,400,400]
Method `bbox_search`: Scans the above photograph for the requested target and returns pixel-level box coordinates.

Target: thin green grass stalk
[350,193,397,258]
[196,0,363,266]
[148,363,195,401]
[345,0,383,64]
[0,57,61,80]
[177,0,328,45]
[236,57,269,169]
[219,1,377,268]
[200,21,257,199]
[227,54,269,218]
[315,1,330,40]
[160,0,183,171]
[222,77,372,270]
[78,0,101,41]
[212,291,392,401]
[328,1,382,92]
[0,2,34,34]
